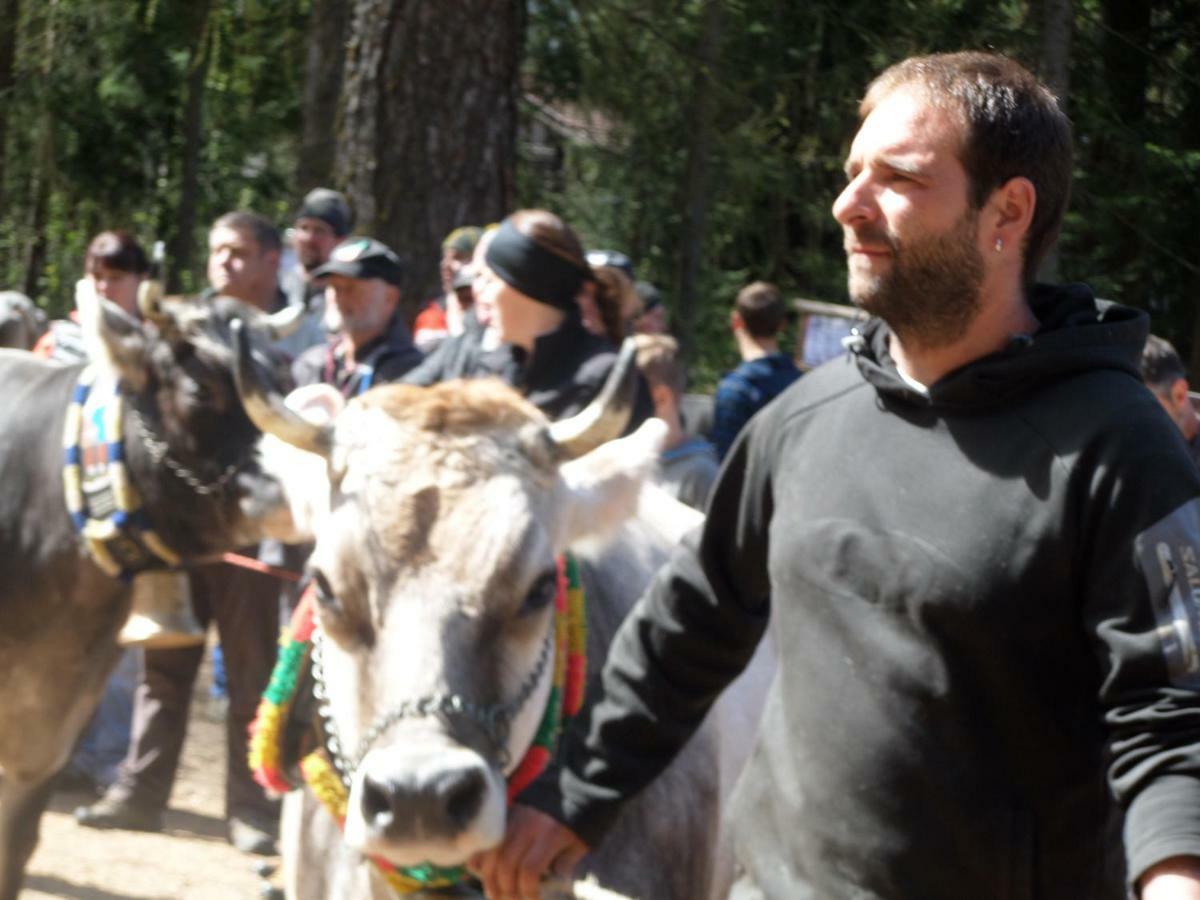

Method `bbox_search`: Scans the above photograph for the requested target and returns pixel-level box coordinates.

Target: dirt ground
[24,666,276,900]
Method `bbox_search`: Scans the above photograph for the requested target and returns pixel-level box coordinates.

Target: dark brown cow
[0,291,303,899]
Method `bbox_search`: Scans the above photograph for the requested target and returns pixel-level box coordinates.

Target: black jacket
[523,284,1200,898]
[292,312,422,396]
[400,309,515,387]
[509,313,652,424]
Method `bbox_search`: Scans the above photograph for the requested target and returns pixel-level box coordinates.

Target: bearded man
[471,52,1200,900]
[292,236,423,396]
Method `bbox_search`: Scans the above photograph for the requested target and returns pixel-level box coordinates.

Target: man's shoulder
[753,354,866,428]
[375,338,425,382]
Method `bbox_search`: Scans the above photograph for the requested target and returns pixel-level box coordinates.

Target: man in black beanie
[282,187,356,331]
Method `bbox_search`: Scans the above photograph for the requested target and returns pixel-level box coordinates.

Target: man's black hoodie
[523,284,1200,898]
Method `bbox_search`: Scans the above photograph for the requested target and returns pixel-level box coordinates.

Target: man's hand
[1140,856,1200,899]
[468,804,589,900]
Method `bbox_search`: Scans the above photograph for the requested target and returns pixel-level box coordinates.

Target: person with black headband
[478,209,652,423]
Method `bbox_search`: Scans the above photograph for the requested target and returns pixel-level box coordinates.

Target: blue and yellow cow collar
[62,366,181,580]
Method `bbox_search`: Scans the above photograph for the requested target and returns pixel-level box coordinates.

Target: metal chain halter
[310,624,555,789]
[128,407,242,496]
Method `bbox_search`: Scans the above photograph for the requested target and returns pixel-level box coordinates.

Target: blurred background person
[294,236,422,394]
[632,280,669,336]
[280,187,355,339]
[1141,333,1200,465]
[634,333,719,510]
[413,224,484,352]
[710,280,801,459]
[479,209,651,423]
[581,248,642,345]
[34,230,149,363]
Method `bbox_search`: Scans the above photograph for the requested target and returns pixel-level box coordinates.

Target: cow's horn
[231,318,333,458]
[136,278,168,325]
[262,303,307,339]
[548,337,640,459]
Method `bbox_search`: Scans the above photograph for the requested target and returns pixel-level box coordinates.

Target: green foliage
[520,0,1200,383]
[1,0,1197,379]
[0,0,307,313]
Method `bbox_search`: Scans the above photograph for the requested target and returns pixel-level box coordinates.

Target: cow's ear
[77,280,150,390]
[251,384,344,541]
[555,417,668,548]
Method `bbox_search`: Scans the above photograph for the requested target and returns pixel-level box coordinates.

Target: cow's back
[0,350,130,781]
[0,351,97,627]
[569,500,763,900]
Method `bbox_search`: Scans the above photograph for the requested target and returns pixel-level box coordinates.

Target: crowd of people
[10,46,1200,900]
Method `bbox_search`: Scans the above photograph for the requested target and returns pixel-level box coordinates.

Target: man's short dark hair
[85,230,149,275]
[1141,334,1188,393]
[212,211,282,254]
[862,51,1073,285]
[735,281,788,338]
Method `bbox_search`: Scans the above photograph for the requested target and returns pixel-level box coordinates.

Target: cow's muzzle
[343,744,506,866]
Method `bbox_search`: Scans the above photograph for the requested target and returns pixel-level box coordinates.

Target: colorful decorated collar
[249,554,588,894]
[62,366,181,580]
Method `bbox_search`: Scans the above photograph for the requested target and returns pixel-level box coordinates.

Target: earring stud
[994,238,1004,253]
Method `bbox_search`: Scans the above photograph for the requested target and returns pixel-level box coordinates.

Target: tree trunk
[166,1,213,293]
[1101,0,1151,130]
[0,0,19,215]
[335,0,523,323]
[1035,0,1072,280]
[675,0,722,355]
[22,0,56,299]
[298,0,349,192]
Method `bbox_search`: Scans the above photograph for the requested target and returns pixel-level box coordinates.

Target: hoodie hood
[848,283,1149,409]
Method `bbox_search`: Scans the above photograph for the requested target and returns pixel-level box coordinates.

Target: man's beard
[847,209,985,350]
[339,303,392,344]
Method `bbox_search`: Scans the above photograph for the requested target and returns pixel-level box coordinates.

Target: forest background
[0,0,1196,387]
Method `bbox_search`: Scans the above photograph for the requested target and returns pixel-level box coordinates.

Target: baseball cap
[442,226,483,256]
[309,237,404,287]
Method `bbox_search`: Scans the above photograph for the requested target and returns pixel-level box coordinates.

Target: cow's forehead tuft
[356,379,547,435]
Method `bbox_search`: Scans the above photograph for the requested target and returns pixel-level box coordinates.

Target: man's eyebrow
[844,152,931,181]
[878,154,929,178]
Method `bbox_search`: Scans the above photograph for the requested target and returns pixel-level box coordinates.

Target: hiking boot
[229,816,278,856]
[73,794,163,832]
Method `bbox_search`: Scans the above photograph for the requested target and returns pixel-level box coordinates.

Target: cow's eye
[310,569,339,611]
[521,571,558,615]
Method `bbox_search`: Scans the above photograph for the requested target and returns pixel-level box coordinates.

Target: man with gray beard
[292,236,422,395]
[472,52,1200,900]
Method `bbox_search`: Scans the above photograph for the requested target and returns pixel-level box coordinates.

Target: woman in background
[479,208,651,423]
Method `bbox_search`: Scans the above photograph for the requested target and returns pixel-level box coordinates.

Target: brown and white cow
[241,337,773,900]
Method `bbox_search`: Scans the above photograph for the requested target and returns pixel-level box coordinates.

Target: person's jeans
[69,648,139,786]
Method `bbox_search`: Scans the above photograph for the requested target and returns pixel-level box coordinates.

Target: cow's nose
[360,765,487,837]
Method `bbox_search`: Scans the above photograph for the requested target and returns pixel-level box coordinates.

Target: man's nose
[832,174,875,227]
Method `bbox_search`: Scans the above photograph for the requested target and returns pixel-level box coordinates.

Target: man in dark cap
[414,225,485,352]
[293,236,423,396]
[282,187,355,333]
